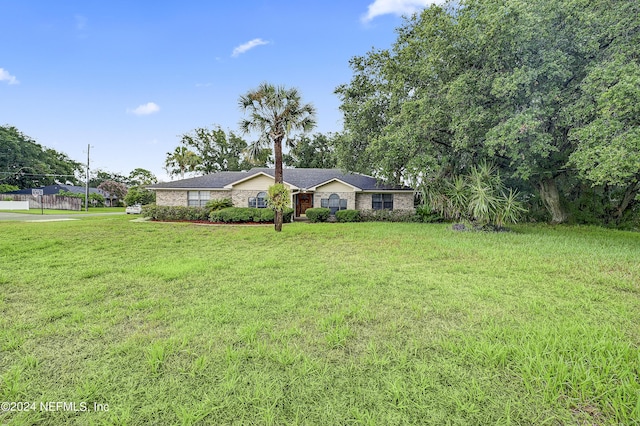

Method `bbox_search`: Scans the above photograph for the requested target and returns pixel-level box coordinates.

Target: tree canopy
[0,125,82,188]
[336,0,640,224]
[164,146,201,180]
[180,126,253,173]
[283,133,338,169]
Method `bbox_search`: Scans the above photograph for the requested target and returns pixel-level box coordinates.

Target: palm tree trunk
[274,137,284,232]
[274,138,283,184]
[274,210,283,231]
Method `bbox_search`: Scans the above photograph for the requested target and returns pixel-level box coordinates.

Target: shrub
[415,205,442,223]
[420,161,527,227]
[359,209,420,222]
[205,198,233,212]
[282,207,294,223]
[142,205,208,221]
[257,208,275,223]
[335,209,361,222]
[305,208,331,223]
[209,207,294,224]
[210,207,253,223]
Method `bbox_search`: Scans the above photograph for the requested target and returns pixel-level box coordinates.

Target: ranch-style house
[148,168,415,218]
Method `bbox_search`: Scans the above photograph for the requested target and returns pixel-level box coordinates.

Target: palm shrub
[205,198,233,212]
[420,162,527,228]
[266,184,292,227]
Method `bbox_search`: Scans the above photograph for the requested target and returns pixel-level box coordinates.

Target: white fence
[0,200,30,210]
[0,194,82,211]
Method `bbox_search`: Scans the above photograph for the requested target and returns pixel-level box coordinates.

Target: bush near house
[335,209,361,222]
[359,209,422,223]
[142,205,209,221]
[209,207,294,223]
[305,208,331,223]
[205,198,233,211]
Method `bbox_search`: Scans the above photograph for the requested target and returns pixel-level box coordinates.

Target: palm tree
[164,146,201,180]
[239,83,316,231]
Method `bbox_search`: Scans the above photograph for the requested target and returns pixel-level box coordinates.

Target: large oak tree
[336,0,640,224]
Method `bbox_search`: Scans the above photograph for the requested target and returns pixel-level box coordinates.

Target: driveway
[0,212,125,221]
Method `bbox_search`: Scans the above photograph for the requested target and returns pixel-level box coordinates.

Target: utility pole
[85,144,90,212]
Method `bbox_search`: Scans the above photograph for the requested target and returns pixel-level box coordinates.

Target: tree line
[335,0,640,225]
[163,126,339,179]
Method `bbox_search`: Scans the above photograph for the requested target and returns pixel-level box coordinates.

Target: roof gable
[310,178,361,192]
[224,171,298,190]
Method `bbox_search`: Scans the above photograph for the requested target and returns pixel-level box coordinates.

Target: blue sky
[1,0,441,182]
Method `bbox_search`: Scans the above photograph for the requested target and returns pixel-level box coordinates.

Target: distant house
[2,184,115,205]
[148,168,415,218]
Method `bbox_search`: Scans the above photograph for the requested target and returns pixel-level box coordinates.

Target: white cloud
[75,14,88,30]
[362,0,444,22]
[127,102,160,116]
[232,38,269,57]
[0,68,19,85]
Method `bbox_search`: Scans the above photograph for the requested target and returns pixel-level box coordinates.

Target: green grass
[0,207,125,215]
[0,217,638,425]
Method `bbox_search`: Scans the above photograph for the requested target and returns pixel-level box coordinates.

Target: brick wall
[155,190,230,207]
[156,190,187,207]
[356,192,415,211]
[314,191,356,210]
[231,189,294,208]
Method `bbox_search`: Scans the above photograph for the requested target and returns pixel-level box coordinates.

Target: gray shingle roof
[148,171,253,189]
[149,168,413,191]
[4,184,108,196]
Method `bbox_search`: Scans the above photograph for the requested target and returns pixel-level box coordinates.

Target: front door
[296,193,313,216]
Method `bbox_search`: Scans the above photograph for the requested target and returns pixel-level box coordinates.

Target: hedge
[305,208,331,223]
[335,209,361,222]
[358,209,420,223]
[209,207,294,223]
[142,205,209,221]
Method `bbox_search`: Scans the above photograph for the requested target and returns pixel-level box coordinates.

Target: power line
[0,171,78,177]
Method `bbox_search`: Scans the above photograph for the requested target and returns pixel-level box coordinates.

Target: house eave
[360,189,415,193]
[222,171,299,190]
[150,187,230,191]
[308,178,362,192]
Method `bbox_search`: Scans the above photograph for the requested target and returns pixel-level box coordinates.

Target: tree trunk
[539,178,568,224]
[274,137,283,232]
[614,180,640,224]
[274,138,283,184]
[274,210,283,232]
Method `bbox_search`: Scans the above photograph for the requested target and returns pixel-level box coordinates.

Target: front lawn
[0,217,638,424]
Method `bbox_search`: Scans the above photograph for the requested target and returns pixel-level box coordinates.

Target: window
[321,193,347,215]
[188,191,210,207]
[372,193,393,210]
[248,191,267,208]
